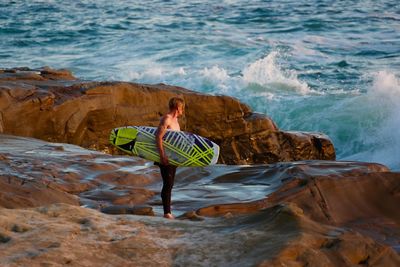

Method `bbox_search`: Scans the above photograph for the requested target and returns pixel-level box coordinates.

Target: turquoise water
[1,0,400,169]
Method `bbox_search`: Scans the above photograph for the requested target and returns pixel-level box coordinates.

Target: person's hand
[160,154,169,166]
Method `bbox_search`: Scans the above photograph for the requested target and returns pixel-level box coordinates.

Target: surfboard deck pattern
[110,126,220,167]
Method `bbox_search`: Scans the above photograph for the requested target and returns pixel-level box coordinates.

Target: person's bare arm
[156,116,171,165]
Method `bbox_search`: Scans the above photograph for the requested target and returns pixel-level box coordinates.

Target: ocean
[1,0,400,170]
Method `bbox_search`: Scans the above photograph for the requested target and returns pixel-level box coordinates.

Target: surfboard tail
[109,128,118,145]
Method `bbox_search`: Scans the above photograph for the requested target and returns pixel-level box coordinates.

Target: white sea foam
[138,66,174,81]
[344,70,400,169]
[242,52,312,95]
[199,65,232,93]
[328,88,362,95]
[119,64,187,83]
[369,70,400,100]
[191,52,313,97]
[367,71,400,169]
[254,91,276,100]
[201,66,229,82]
[292,41,325,57]
[118,51,313,98]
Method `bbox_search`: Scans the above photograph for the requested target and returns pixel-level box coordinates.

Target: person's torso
[165,114,180,131]
[168,118,180,131]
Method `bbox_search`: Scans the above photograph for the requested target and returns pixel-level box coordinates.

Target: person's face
[177,104,184,117]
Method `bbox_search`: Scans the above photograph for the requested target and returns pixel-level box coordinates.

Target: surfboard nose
[210,145,220,165]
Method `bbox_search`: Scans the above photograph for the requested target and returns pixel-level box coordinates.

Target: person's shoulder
[159,114,172,125]
[163,114,173,122]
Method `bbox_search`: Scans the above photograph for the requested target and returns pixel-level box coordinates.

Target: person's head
[169,97,185,116]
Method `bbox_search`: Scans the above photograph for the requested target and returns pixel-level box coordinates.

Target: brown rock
[100,205,154,216]
[0,175,79,208]
[195,162,400,266]
[40,66,76,80]
[0,204,177,266]
[259,203,400,267]
[0,67,335,164]
[0,134,156,209]
[267,171,400,226]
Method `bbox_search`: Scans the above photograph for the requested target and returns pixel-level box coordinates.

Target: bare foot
[163,213,175,219]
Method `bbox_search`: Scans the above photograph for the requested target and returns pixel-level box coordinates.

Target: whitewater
[1,0,399,169]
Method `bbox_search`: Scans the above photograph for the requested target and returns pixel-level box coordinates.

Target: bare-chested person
[155,97,184,219]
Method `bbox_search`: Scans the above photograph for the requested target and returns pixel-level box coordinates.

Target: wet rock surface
[0,134,399,266]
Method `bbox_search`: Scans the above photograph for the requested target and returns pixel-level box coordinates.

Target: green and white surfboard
[110,126,220,167]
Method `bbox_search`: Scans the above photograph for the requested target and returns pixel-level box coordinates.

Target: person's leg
[160,165,177,217]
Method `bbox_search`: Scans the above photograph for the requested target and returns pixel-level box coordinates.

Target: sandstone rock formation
[0,67,335,164]
[0,135,157,212]
[0,135,398,266]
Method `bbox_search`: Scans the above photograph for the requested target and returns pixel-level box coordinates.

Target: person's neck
[168,110,179,119]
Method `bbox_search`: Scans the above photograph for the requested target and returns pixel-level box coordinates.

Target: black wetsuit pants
[158,164,177,214]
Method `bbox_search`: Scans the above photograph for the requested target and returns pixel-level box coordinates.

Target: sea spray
[200,65,231,93]
[344,71,400,169]
[267,70,400,170]
[119,64,187,84]
[242,51,311,95]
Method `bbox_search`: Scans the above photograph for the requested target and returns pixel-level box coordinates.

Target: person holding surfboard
[155,97,185,219]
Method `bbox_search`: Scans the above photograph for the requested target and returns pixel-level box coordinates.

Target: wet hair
[169,97,184,110]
